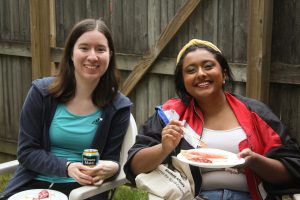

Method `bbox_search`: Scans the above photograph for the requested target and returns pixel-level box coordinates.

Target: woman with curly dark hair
[124,39,300,200]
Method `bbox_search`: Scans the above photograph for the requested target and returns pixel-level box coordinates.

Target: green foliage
[111,185,148,200]
[0,174,11,192]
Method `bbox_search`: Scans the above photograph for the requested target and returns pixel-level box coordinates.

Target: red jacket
[124,93,300,199]
[160,93,300,199]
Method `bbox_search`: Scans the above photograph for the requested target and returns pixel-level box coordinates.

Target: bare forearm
[249,155,292,184]
[131,119,184,176]
[131,144,170,175]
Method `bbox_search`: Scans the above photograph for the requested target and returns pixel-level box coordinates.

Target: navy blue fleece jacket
[3,77,132,196]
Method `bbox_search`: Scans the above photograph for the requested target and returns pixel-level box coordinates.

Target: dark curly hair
[174,44,234,104]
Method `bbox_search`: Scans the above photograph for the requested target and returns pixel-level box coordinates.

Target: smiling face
[72,29,110,84]
[182,48,225,101]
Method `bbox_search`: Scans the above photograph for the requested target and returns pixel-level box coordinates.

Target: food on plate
[24,189,49,200]
[12,189,67,200]
[177,148,245,168]
[181,149,228,163]
[37,189,49,199]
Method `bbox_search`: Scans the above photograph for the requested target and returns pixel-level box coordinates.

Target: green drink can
[82,149,99,167]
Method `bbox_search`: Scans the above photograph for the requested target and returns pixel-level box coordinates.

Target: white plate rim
[8,189,68,200]
[177,148,245,168]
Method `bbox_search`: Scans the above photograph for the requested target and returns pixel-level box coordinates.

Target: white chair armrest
[69,173,128,200]
[293,194,300,200]
[0,160,19,175]
[148,193,164,200]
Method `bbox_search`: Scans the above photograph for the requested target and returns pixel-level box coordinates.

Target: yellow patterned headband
[176,39,222,64]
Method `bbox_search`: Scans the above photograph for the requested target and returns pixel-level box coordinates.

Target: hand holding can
[82,149,99,167]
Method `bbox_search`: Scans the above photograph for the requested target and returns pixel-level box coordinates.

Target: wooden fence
[0,0,299,161]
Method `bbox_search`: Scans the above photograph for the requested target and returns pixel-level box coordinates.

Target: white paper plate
[177,148,245,168]
[8,189,68,200]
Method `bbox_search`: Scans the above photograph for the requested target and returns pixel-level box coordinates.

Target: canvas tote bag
[135,156,195,200]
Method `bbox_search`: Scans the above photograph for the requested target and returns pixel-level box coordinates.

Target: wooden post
[29,0,51,80]
[49,0,58,75]
[246,0,273,103]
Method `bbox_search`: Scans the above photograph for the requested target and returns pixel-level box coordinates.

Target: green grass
[0,175,147,200]
[111,185,147,200]
[0,174,11,192]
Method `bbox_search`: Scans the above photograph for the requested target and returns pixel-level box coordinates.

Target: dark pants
[0,179,109,200]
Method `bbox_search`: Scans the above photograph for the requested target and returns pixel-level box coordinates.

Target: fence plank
[122,0,135,53]
[121,0,201,96]
[233,0,248,63]
[188,2,203,40]
[30,0,51,79]
[161,0,176,57]
[111,0,123,52]
[270,84,300,142]
[272,0,300,64]
[271,63,300,85]
[135,78,149,127]
[246,0,273,103]
[0,1,11,40]
[134,0,148,53]
[148,74,161,116]
[0,57,6,139]
[218,0,234,61]
[10,0,20,40]
[0,41,31,57]
[2,41,299,85]
[148,0,161,47]
[0,141,17,156]
[161,75,176,103]
[202,0,216,42]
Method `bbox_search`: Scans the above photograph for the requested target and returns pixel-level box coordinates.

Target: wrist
[159,143,172,158]
[66,162,72,177]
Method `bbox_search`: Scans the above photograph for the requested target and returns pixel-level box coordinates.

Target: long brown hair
[48,19,120,107]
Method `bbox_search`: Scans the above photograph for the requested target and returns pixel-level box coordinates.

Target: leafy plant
[0,174,11,192]
[111,185,147,200]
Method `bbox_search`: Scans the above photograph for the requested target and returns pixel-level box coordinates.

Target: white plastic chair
[148,193,164,200]
[0,113,137,200]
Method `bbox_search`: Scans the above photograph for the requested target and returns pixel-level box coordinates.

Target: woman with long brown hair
[1,19,132,200]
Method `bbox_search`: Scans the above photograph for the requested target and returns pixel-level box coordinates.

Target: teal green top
[35,104,102,183]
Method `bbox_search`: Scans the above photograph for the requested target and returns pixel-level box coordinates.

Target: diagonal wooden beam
[121,0,201,96]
